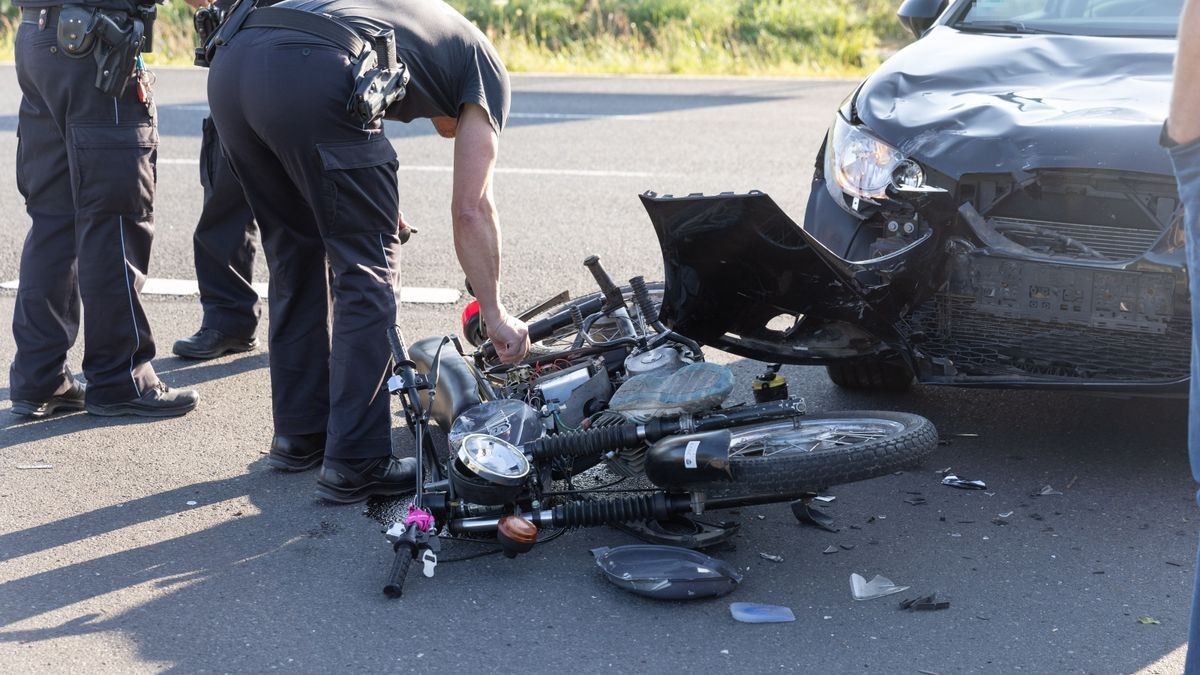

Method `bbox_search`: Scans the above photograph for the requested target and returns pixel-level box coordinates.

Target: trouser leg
[209,33,399,459]
[1168,136,1200,673]
[193,116,260,338]
[10,21,158,405]
[10,52,79,401]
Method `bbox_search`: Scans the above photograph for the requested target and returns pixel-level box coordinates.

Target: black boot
[268,432,326,472]
[315,456,417,504]
[11,380,86,418]
[85,383,200,418]
[173,328,258,360]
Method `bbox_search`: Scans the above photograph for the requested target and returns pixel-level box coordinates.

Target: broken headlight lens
[824,113,905,212]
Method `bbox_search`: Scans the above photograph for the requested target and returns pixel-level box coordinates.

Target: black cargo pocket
[316,135,399,236]
[70,122,157,215]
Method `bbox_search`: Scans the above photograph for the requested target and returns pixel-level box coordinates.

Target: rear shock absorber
[550,492,690,528]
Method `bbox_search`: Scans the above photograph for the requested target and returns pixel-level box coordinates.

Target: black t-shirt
[274,0,510,133]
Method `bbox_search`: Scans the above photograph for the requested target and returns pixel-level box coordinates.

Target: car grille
[989,216,1164,261]
[904,294,1192,381]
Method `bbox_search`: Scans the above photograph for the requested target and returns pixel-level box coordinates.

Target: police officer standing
[170,0,266,361]
[206,0,530,502]
[9,0,204,418]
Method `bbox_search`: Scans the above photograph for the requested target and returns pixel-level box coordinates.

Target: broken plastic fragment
[730,602,796,623]
[850,573,910,600]
[942,475,987,490]
[937,467,953,475]
[15,463,53,470]
[823,545,838,554]
[1038,485,1063,496]
[185,501,198,506]
[590,545,742,600]
[1137,616,1161,625]
[901,593,950,611]
[904,497,928,506]
[759,552,784,563]
[814,495,836,504]
[953,433,979,438]
[998,511,1013,518]
[792,500,839,532]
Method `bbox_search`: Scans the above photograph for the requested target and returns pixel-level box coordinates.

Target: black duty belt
[21,6,61,28]
[240,7,367,56]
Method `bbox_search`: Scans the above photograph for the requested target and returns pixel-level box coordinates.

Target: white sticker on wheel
[684,441,700,469]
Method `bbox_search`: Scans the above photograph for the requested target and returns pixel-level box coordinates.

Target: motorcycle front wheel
[699,411,938,505]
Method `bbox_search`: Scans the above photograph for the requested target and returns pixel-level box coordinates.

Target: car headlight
[823,113,906,213]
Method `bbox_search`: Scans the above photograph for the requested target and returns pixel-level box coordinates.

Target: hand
[398,211,417,244]
[485,310,530,365]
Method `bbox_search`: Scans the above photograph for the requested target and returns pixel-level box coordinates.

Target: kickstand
[791,497,839,533]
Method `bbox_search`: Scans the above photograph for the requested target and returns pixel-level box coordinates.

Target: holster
[348,29,408,126]
[91,12,144,97]
[57,5,144,97]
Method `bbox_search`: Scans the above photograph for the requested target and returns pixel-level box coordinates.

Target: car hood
[856,26,1175,179]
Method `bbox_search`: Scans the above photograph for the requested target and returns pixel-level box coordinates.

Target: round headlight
[456,434,531,487]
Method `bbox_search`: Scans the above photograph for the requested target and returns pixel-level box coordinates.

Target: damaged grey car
[641,0,1188,393]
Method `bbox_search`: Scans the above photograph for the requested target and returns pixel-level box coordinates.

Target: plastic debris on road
[590,545,742,600]
[730,602,796,623]
[16,464,53,470]
[813,495,836,503]
[900,593,950,611]
[758,552,784,563]
[1137,616,1161,625]
[942,474,987,490]
[792,499,838,532]
[1038,485,1063,496]
[850,573,910,601]
[186,500,198,506]
[823,545,838,554]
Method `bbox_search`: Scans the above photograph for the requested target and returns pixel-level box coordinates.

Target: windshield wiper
[955,21,1070,35]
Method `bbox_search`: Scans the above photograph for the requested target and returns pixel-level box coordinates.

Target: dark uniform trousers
[194,117,260,339]
[208,28,402,460]
[10,15,160,405]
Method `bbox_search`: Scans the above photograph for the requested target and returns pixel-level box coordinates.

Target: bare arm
[1169,0,1200,144]
[450,103,529,363]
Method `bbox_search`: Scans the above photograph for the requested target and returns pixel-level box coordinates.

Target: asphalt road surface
[0,66,1194,674]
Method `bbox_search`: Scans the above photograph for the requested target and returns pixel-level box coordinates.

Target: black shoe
[315,456,418,504]
[85,383,200,418]
[268,432,326,472]
[11,380,86,419]
[172,328,258,360]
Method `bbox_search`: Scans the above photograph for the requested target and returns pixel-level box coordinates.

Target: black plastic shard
[590,545,743,600]
[792,499,839,532]
[900,593,951,611]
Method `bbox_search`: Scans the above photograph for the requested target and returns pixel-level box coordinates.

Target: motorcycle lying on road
[379,244,938,598]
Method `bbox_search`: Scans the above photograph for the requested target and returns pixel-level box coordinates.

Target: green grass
[0,0,908,76]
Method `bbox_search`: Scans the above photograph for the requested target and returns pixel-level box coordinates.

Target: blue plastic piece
[729,602,796,623]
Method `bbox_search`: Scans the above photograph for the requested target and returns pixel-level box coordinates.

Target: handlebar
[583,255,624,312]
[382,543,415,598]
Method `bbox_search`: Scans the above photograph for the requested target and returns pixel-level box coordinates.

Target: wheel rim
[728,418,905,458]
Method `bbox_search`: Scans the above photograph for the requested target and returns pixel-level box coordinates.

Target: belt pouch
[57,5,97,57]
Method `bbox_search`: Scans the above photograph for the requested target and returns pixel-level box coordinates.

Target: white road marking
[157,158,664,178]
[171,105,667,121]
[0,279,461,304]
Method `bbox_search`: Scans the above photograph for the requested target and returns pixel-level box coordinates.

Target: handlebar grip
[382,546,414,598]
[583,256,624,310]
[387,326,409,365]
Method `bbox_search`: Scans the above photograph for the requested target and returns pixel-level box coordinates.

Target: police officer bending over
[207,0,530,502]
[9,0,205,419]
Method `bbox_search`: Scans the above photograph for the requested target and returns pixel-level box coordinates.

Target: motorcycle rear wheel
[699,411,937,505]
